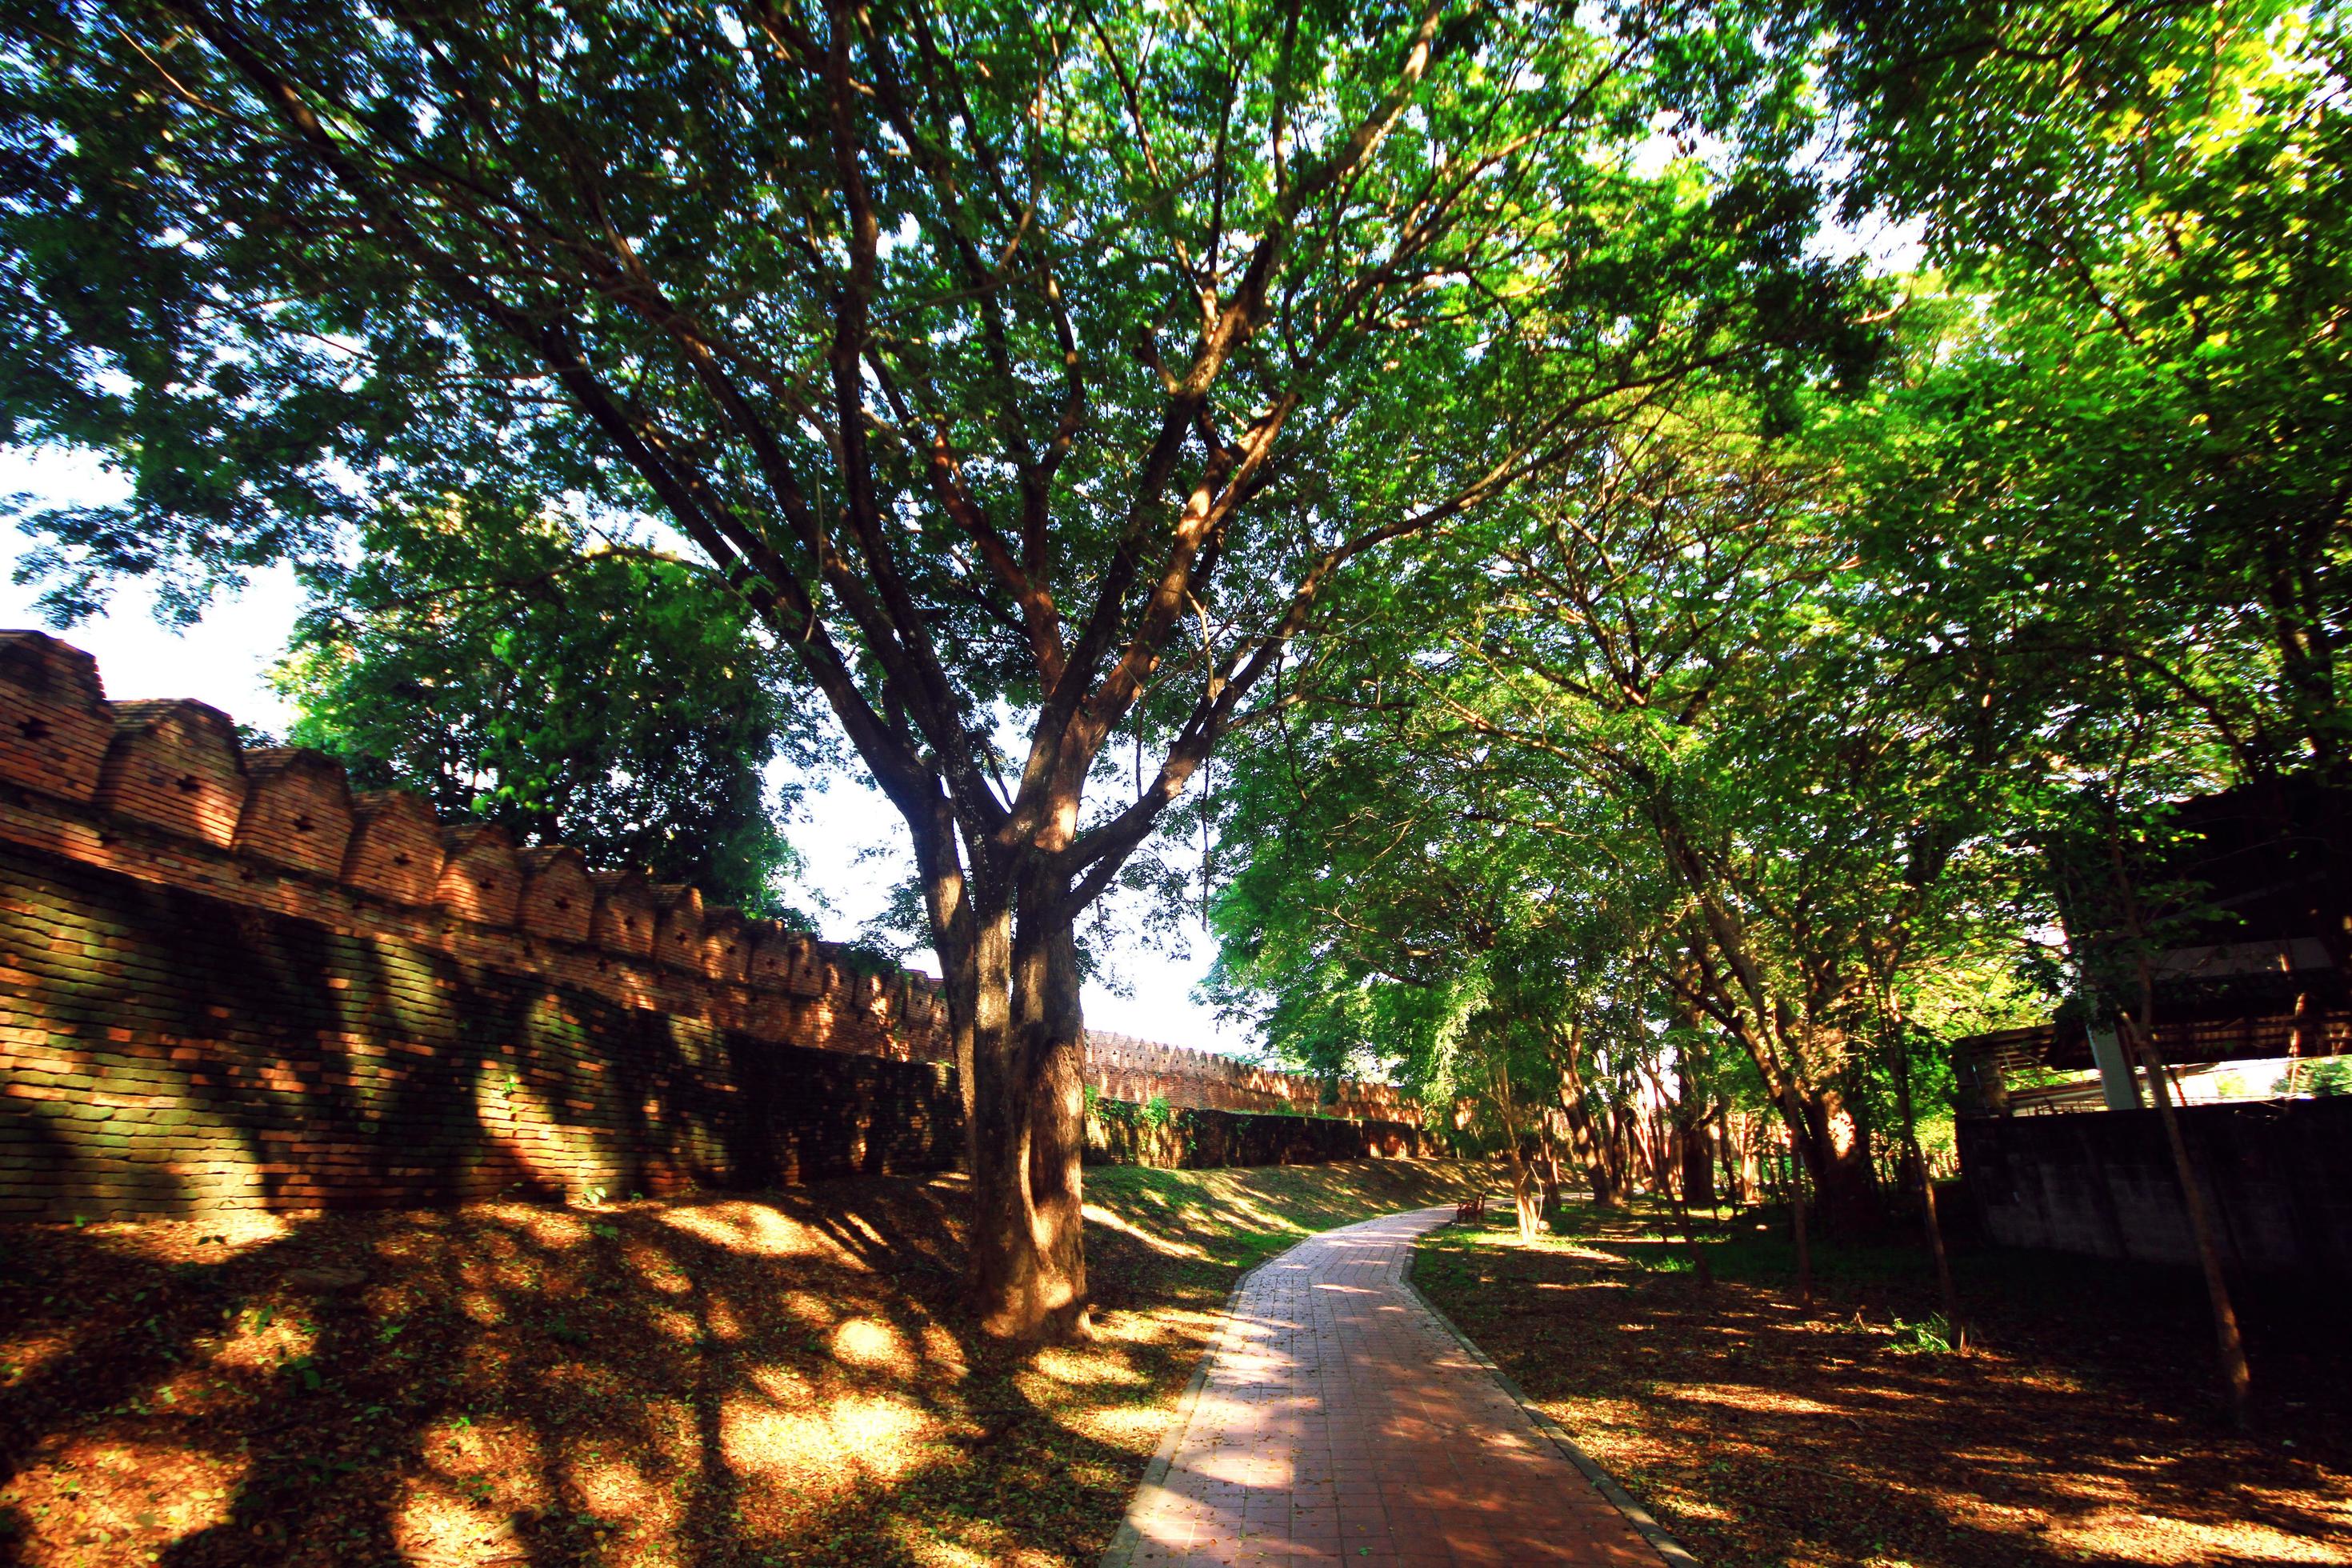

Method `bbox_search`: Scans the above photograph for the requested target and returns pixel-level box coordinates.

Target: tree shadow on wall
[2,855,960,1229]
[0,1173,1193,1568]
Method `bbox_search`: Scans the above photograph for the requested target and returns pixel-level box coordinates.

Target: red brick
[234,748,355,877]
[94,699,245,847]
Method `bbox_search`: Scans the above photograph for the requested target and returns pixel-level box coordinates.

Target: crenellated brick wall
[0,631,1419,1218]
[1081,1030,1411,1121]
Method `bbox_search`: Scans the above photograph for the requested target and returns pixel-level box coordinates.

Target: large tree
[1,0,1860,1336]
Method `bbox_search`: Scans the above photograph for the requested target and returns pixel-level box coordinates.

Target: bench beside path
[1100,1206,1681,1567]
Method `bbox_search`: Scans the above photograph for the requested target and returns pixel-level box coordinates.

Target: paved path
[1102,1207,1666,1567]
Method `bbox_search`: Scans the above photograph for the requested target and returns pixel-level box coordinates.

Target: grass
[0,1157,1474,1567]
[1414,1196,2352,1568]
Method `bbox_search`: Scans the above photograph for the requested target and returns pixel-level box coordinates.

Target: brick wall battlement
[0,630,955,1068]
[0,630,1411,1218]
[1082,1030,1411,1122]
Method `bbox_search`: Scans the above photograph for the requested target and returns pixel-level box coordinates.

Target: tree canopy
[2,0,1870,1335]
[1195,0,2341,1416]
[6,0,2331,1363]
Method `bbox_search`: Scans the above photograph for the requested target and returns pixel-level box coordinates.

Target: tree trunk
[1720,1110,1756,1206]
[2119,1009,2252,1428]
[1667,998,1716,1209]
[1550,1031,1624,1208]
[1716,1114,1739,1208]
[1506,1138,1541,1243]
[1535,1118,1564,1218]
[1890,1010,1966,1353]
[1797,1086,1878,1235]
[1489,1054,1542,1243]
[1785,1110,1812,1306]
[955,876,1091,1342]
[2103,832,2253,1428]
[1679,1114,1715,1210]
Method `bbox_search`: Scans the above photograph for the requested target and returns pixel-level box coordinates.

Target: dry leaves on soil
[0,1158,1474,1567]
[1414,1202,2352,1568]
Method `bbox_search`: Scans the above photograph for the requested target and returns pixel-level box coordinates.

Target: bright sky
[0,447,1257,1057]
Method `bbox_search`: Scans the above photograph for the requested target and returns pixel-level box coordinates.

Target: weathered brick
[0,632,114,805]
[342,790,442,904]
[517,845,594,944]
[94,699,246,847]
[650,883,702,973]
[234,748,356,877]
[438,823,522,928]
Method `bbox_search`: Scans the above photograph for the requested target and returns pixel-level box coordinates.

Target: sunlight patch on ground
[4,1437,245,1562]
[565,1455,684,1567]
[704,1296,750,1342]
[503,1208,592,1248]
[830,1314,906,1370]
[1668,1384,1858,1418]
[426,1416,547,1510]
[204,1307,317,1374]
[1026,1343,1150,1388]
[722,1389,928,1490]
[2239,1482,2352,1534]
[454,1289,504,1325]
[1084,1398,1183,1448]
[902,1536,998,1568]
[394,1474,528,1566]
[2048,1506,2351,1565]
[1081,1202,1211,1260]
[88,1210,294,1261]
[888,1517,1066,1568]
[0,1326,77,1387]
[644,1301,698,1343]
[746,1361,810,1402]
[776,1286,843,1335]
[657,1200,841,1259]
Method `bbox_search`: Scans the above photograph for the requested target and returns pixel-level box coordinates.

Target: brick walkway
[1101,1206,1665,1567]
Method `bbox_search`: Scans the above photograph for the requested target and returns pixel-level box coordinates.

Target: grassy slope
[0,1158,1474,1568]
[1414,1199,2352,1568]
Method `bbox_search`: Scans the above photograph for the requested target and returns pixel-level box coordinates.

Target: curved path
[1101,1206,1677,1567]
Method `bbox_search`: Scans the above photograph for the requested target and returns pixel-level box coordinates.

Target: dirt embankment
[0,1158,1475,1567]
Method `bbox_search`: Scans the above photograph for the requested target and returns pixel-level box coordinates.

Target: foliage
[273,497,819,913]
[1202,3,2344,1248]
[2278,1057,2352,1098]
[1818,1,2352,784]
[0,0,1880,1326]
[1886,1312,1958,1356]
[1206,398,2040,1222]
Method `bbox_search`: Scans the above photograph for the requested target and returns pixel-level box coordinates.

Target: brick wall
[1082,1030,1413,1120]
[1958,1099,2352,1278]
[0,840,962,1218]
[0,630,1421,1218]
[1086,1102,1424,1169]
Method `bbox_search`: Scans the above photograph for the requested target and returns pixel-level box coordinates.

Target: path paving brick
[1103,1206,1664,1567]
